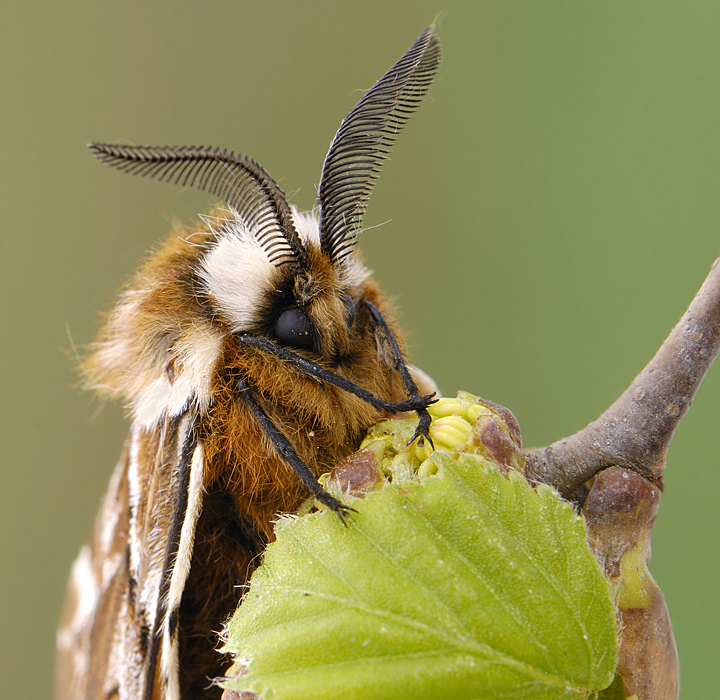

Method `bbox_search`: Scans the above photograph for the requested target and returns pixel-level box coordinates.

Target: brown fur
[72,214,414,699]
[58,27,443,698]
[82,220,222,405]
[204,276,406,538]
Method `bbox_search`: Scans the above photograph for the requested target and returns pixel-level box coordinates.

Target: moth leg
[235,334,436,415]
[237,378,356,523]
[364,301,434,448]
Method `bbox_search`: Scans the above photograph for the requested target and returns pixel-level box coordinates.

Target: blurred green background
[3,1,719,696]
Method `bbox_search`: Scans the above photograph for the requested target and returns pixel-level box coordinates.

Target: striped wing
[56,415,203,700]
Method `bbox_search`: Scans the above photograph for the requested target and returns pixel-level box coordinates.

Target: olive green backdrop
[3,1,719,697]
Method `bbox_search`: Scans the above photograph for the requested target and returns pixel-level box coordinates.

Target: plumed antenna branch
[317,25,441,263]
[88,143,309,268]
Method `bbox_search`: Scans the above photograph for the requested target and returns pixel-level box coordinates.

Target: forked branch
[525,258,720,497]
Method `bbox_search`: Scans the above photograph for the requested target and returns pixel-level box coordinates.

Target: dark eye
[343,293,356,327]
[274,309,314,349]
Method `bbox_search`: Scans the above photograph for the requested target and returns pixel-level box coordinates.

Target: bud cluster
[325,391,523,498]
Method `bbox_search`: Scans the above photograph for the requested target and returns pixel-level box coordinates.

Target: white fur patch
[294,207,371,291]
[161,441,205,700]
[339,251,371,290]
[127,420,170,631]
[198,217,275,333]
[166,442,205,612]
[133,326,223,429]
[126,425,142,582]
[199,209,370,337]
[292,207,321,246]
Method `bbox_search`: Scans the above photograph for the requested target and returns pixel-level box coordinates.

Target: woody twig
[525,257,720,496]
[525,257,720,700]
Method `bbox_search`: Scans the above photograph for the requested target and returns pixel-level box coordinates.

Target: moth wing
[57,416,197,700]
[56,442,141,700]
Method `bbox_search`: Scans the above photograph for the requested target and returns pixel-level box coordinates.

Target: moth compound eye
[343,293,356,327]
[274,309,314,349]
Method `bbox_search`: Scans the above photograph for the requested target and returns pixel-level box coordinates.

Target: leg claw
[408,409,434,450]
[316,491,357,526]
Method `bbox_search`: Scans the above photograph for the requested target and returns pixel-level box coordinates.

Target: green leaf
[597,673,630,699]
[223,450,617,700]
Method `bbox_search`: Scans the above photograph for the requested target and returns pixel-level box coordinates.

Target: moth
[56,25,441,700]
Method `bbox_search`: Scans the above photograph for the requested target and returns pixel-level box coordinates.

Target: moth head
[197,205,368,361]
[85,25,441,423]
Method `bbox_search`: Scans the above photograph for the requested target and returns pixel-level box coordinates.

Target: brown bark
[525,258,720,497]
[523,260,720,699]
[584,467,679,699]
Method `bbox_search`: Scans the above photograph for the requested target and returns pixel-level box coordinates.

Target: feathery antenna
[88,143,309,268]
[317,25,441,263]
